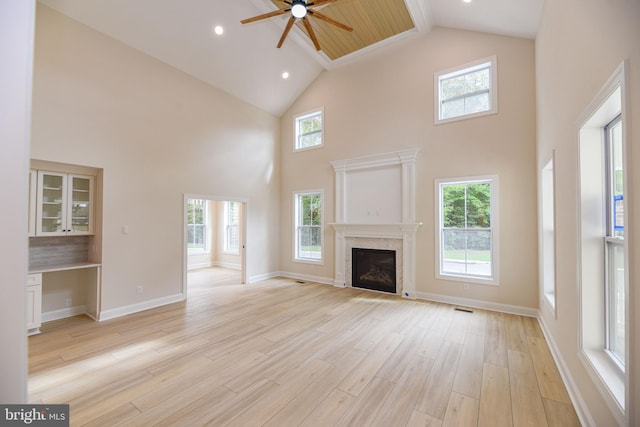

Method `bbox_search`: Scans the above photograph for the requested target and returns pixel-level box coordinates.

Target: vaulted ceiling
[37,0,543,116]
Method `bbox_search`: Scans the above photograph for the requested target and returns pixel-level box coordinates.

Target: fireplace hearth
[352,248,397,294]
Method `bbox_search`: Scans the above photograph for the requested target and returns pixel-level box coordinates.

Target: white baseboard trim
[247,271,281,283]
[42,305,87,322]
[278,271,335,286]
[415,291,538,317]
[213,261,242,270]
[187,261,213,271]
[98,293,185,321]
[537,315,596,427]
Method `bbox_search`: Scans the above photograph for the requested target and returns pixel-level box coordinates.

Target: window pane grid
[440,181,493,279]
[295,192,322,261]
[437,59,494,122]
[187,199,207,251]
[295,110,323,150]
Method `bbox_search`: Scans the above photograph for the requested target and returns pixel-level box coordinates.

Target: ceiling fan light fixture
[291,1,307,18]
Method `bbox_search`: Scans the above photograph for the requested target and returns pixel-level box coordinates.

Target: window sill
[579,348,625,417]
[294,144,324,153]
[435,108,497,126]
[437,272,499,287]
[293,258,324,266]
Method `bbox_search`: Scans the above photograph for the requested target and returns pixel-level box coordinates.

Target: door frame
[182,193,248,296]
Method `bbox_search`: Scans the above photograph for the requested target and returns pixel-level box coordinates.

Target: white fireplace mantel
[329,149,421,298]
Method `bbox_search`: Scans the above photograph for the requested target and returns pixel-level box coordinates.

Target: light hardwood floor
[29,269,580,426]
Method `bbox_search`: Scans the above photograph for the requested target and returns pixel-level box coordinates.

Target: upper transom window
[435,56,497,124]
[294,109,323,151]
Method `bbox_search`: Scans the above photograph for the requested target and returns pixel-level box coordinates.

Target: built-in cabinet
[36,171,94,236]
[28,160,103,331]
[26,273,42,335]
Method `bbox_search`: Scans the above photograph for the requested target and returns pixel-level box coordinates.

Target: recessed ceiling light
[282,72,290,79]
[463,0,472,3]
[214,25,224,35]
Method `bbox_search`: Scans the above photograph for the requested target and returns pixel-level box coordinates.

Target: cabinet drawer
[27,273,42,286]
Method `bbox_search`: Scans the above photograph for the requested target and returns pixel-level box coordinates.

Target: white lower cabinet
[27,273,42,335]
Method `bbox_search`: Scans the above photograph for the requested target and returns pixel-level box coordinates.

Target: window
[436,176,498,285]
[224,201,240,254]
[435,56,497,124]
[577,62,627,413]
[187,199,207,252]
[294,109,323,151]
[294,191,323,262]
[541,155,556,311]
[605,115,624,367]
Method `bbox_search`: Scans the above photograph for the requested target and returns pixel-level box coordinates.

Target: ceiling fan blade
[277,16,296,48]
[308,0,339,6]
[240,9,289,25]
[309,10,353,32]
[302,17,322,51]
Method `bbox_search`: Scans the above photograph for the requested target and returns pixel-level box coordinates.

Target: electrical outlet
[463,283,470,290]
[65,298,72,307]
[136,286,143,294]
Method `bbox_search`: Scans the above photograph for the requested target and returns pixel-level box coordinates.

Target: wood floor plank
[527,336,572,404]
[406,410,443,427]
[301,389,356,427]
[442,392,480,427]
[508,350,549,427]
[416,340,463,419]
[479,363,513,427]
[542,397,581,427]
[337,331,404,396]
[26,268,578,427]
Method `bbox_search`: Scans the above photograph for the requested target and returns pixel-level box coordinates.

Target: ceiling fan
[241,0,353,51]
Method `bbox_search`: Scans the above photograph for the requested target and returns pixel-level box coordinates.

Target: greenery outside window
[294,109,323,151]
[294,191,323,262]
[187,199,207,253]
[436,176,498,285]
[435,56,497,124]
[224,201,240,254]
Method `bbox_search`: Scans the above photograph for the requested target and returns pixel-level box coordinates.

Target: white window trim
[434,55,498,125]
[293,107,324,152]
[435,175,500,286]
[576,61,628,421]
[540,152,557,316]
[293,189,324,264]
[187,199,209,254]
[223,201,240,255]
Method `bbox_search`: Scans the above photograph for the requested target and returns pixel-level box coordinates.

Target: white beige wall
[31,6,280,313]
[280,27,538,310]
[0,0,35,403]
[536,0,640,425]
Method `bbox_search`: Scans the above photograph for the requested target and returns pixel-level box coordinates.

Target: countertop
[28,262,102,274]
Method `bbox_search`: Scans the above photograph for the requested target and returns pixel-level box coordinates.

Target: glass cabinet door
[68,175,93,233]
[37,171,67,234]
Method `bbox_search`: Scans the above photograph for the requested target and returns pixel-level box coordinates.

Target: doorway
[182,195,247,296]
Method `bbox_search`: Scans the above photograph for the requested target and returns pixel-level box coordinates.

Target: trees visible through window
[294,191,322,261]
[224,201,240,254]
[437,177,498,284]
[187,199,207,252]
[435,56,497,124]
[295,109,323,151]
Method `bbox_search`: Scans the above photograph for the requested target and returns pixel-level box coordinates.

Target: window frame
[434,55,498,125]
[186,198,208,254]
[294,108,324,152]
[223,201,240,255]
[293,189,324,264]
[435,175,499,286]
[604,114,624,369]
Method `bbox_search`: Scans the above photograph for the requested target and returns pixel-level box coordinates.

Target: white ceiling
[37,0,543,116]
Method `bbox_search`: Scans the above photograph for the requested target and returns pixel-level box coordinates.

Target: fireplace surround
[329,149,421,298]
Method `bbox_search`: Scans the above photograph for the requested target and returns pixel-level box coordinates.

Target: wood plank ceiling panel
[269,0,415,60]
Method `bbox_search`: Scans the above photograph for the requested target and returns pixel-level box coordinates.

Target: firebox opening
[352,248,397,294]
